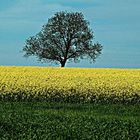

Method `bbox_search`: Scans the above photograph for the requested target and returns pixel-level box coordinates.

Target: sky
[0,0,140,68]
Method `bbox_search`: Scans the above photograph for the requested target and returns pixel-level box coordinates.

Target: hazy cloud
[0,0,140,68]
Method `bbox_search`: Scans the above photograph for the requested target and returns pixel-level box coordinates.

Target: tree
[23,11,103,67]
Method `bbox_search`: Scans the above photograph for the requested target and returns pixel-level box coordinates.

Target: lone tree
[23,11,103,67]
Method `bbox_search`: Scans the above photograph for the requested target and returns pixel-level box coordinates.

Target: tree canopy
[23,11,103,67]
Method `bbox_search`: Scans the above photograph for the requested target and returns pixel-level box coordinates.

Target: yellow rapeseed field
[0,66,140,103]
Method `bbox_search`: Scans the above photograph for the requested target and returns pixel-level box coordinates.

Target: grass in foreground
[0,102,140,140]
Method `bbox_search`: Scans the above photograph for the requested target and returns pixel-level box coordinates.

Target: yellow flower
[0,66,139,103]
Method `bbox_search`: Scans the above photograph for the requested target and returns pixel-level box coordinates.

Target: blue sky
[0,0,140,68]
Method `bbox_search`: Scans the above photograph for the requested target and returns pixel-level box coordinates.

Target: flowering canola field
[0,66,140,103]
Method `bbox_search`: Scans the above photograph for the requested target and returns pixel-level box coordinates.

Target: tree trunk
[61,60,66,67]
[61,62,65,67]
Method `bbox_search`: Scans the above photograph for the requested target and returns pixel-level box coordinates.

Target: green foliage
[23,11,102,67]
[0,102,140,139]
